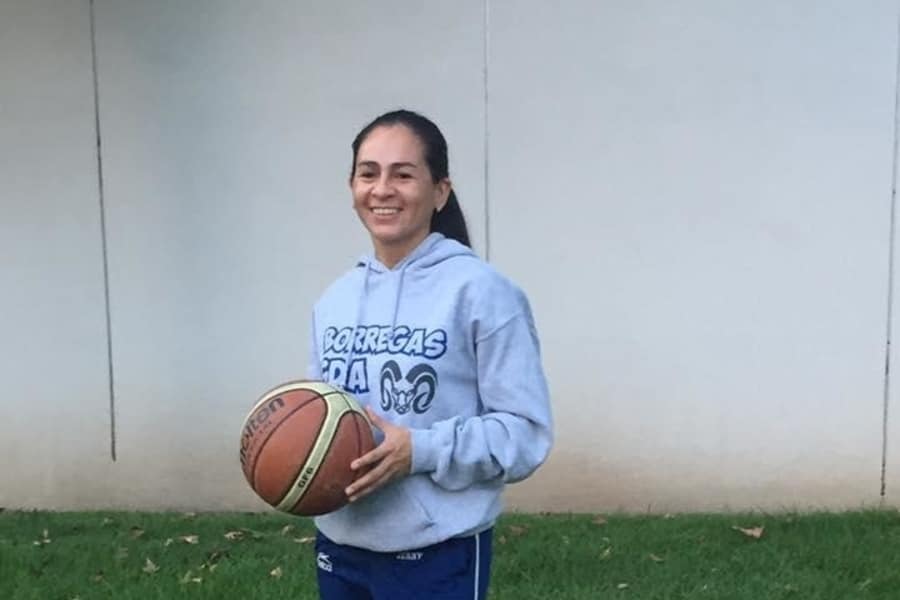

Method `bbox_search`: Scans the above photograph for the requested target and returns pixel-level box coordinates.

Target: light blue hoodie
[307,233,553,552]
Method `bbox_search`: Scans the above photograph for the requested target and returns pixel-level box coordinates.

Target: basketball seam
[274,393,353,512]
[267,391,348,501]
[289,414,345,514]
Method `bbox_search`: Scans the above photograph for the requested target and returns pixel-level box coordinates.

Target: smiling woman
[349,110,470,267]
[304,109,554,600]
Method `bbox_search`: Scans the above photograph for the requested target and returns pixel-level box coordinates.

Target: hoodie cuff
[410,428,439,475]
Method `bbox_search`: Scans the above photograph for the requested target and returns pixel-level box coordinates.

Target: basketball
[240,380,375,516]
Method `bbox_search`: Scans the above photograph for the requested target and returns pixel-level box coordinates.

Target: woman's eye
[357,172,376,179]
[396,173,413,180]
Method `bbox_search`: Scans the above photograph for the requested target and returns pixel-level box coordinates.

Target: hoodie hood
[355,232,476,273]
[353,232,476,347]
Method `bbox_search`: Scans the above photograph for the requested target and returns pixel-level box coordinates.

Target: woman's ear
[434,178,451,212]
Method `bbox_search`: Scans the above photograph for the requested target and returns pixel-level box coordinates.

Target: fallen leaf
[592,515,608,526]
[732,525,765,540]
[270,566,283,579]
[142,558,160,574]
[224,530,244,541]
[92,572,105,583]
[182,512,197,519]
[294,536,315,544]
[101,517,114,526]
[508,525,528,537]
[130,527,145,539]
[180,570,203,585]
[617,583,629,590]
[280,525,294,536]
[33,529,51,546]
[648,553,665,563]
[164,538,174,547]
[663,513,674,520]
[498,535,507,545]
[239,528,265,540]
[180,535,199,545]
[599,547,612,561]
[858,579,873,590]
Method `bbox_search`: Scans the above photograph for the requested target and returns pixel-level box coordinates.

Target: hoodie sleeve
[306,312,322,380]
[409,304,554,491]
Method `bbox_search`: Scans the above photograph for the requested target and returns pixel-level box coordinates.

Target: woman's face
[351,125,450,266]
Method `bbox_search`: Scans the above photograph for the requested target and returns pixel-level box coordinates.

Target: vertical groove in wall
[89,0,117,462]
[482,0,491,261]
[882,8,900,499]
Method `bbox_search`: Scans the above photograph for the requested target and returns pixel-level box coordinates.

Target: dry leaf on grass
[180,570,203,585]
[130,527,145,539]
[270,566,283,579]
[648,553,665,563]
[33,529,51,546]
[164,538,174,547]
[592,515,608,526]
[732,525,765,540]
[508,525,528,537]
[294,537,315,544]
[617,583,629,590]
[182,512,197,519]
[234,528,265,540]
[498,535,507,545]
[281,525,294,536]
[180,535,200,545]
[599,547,612,561]
[142,558,160,574]
[92,572,105,583]
[224,530,244,541]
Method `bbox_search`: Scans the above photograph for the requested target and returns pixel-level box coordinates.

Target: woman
[307,109,553,599]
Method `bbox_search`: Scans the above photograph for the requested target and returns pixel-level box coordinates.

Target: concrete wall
[2,0,898,512]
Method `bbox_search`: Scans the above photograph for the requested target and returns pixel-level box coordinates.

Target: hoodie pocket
[402,476,436,527]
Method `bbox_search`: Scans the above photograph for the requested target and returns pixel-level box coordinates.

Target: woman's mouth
[372,207,400,216]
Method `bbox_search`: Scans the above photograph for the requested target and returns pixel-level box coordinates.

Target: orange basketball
[240,380,375,516]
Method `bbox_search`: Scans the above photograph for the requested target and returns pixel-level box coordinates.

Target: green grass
[2,509,899,599]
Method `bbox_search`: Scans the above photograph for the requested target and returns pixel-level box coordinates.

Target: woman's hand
[345,407,412,502]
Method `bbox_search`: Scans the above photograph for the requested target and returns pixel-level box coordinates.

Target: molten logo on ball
[239,395,286,472]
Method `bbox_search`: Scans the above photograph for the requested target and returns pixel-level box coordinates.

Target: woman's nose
[372,175,393,197]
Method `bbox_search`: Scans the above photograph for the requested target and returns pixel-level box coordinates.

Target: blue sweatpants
[314,529,492,600]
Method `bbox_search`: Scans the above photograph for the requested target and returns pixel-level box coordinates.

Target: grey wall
[2,0,898,512]
[0,0,113,508]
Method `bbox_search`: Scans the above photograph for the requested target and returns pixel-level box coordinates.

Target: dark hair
[350,109,471,248]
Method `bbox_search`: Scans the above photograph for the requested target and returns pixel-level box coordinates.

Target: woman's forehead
[357,125,425,165]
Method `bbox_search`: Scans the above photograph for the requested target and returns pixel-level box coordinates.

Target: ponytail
[431,190,471,248]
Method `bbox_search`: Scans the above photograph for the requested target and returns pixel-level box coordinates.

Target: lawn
[2,509,898,599]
